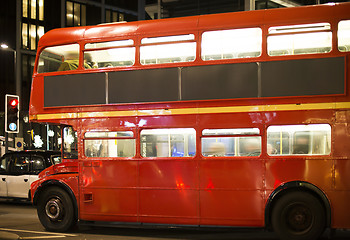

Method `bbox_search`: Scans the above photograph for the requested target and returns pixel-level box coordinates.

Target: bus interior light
[85,39,134,49]
[141,34,195,44]
[202,128,260,136]
[267,124,331,133]
[269,23,331,34]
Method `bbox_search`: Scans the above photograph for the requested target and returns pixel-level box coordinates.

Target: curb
[0,231,20,240]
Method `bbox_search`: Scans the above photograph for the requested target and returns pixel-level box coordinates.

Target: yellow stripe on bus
[31,101,350,121]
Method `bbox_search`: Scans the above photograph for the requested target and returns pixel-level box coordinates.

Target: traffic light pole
[5,132,8,154]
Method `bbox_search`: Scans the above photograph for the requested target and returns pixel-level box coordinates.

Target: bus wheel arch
[265,181,331,239]
[34,180,78,232]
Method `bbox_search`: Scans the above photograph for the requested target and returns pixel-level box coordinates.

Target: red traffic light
[9,99,19,107]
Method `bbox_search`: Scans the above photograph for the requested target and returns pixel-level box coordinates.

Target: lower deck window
[267,124,331,156]
[201,128,261,157]
[84,131,135,158]
[140,128,196,157]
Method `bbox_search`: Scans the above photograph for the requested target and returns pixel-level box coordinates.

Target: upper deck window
[140,34,196,65]
[84,39,135,68]
[201,28,262,61]
[37,44,79,73]
[338,20,350,52]
[267,23,332,56]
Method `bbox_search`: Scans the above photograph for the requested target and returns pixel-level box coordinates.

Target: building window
[119,13,124,22]
[22,0,44,50]
[106,10,119,23]
[66,1,86,27]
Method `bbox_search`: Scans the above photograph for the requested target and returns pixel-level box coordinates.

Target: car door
[0,155,10,197]
[7,153,31,199]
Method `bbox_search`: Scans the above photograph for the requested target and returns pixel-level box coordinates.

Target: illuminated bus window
[140,128,196,157]
[267,124,331,156]
[84,40,135,68]
[84,131,135,158]
[37,44,79,73]
[338,20,350,52]
[201,28,262,60]
[201,128,261,157]
[268,23,332,56]
[140,34,196,65]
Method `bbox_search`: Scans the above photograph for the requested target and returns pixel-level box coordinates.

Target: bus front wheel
[37,187,76,232]
[271,191,325,240]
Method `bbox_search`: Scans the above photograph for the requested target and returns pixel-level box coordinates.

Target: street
[1,200,350,240]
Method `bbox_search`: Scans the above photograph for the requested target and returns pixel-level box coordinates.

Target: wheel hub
[45,198,63,221]
[287,203,312,233]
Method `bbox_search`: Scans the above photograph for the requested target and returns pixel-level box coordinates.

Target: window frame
[338,19,350,52]
[83,39,136,69]
[8,154,30,176]
[83,130,136,158]
[37,43,81,74]
[201,27,263,61]
[30,155,46,175]
[140,33,197,65]
[201,128,262,158]
[140,128,196,158]
[266,124,332,157]
[267,22,332,57]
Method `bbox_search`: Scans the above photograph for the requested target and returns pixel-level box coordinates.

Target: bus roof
[38,2,350,49]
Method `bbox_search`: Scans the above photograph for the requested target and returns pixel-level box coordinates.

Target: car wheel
[37,187,76,232]
[272,191,325,240]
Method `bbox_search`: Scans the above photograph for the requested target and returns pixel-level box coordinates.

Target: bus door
[199,127,264,226]
[80,129,138,222]
[138,128,198,225]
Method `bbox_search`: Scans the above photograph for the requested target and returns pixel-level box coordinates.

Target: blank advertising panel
[181,63,259,101]
[109,68,179,104]
[44,73,106,107]
[261,57,345,97]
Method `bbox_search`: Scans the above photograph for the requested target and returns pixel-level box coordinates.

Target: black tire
[37,187,77,232]
[271,191,326,240]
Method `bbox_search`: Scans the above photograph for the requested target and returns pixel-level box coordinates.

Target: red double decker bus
[30,3,350,240]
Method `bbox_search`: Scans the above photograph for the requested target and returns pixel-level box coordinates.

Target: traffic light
[5,94,19,133]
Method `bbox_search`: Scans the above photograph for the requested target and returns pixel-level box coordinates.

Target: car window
[0,156,10,174]
[51,155,62,165]
[9,155,30,175]
[31,156,45,174]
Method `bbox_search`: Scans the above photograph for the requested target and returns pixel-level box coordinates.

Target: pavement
[0,231,19,240]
